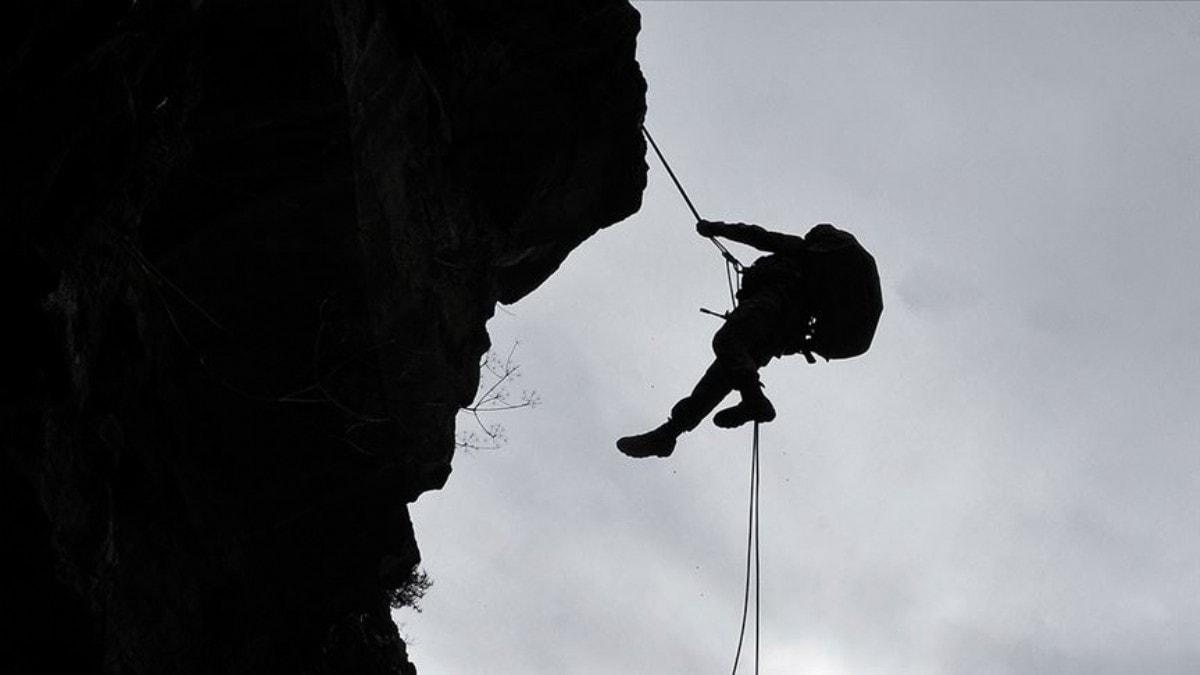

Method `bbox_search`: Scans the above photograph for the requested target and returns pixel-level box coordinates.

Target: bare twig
[456,341,538,450]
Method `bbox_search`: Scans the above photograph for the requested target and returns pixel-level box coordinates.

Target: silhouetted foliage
[386,568,432,612]
[456,342,540,451]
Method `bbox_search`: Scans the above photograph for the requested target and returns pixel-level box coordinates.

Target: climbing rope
[640,124,763,675]
[641,125,744,309]
[730,422,761,675]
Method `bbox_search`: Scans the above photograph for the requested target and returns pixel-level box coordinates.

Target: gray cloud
[399,3,1200,673]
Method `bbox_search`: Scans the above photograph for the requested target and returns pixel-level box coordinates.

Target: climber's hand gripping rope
[697,220,745,271]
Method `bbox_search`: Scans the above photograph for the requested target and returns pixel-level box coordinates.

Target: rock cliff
[2,1,645,672]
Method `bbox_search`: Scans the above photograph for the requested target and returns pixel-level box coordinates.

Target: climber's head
[806,223,838,239]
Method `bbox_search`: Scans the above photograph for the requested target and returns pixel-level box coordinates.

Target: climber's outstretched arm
[696,220,806,255]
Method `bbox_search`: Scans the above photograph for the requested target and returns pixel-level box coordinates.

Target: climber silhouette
[617,219,882,458]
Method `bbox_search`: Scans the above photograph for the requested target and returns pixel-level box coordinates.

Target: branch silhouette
[457,341,539,451]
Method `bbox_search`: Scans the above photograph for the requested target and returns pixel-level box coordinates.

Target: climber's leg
[668,359,736,432]
[616,300,784,456]
[617,361,732,458]
[710,304,778,428]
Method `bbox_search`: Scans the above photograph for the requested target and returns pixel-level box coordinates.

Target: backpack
[799,224,882,360]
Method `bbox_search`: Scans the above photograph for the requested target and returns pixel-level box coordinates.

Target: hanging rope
[640,123,763,675]
[730,422,761,675]
[641,125,745,309]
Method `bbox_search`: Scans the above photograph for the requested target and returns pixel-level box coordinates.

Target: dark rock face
[2,1,645,673]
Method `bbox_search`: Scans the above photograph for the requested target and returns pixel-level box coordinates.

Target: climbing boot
[712,387,776,429]
[617,421,682,458]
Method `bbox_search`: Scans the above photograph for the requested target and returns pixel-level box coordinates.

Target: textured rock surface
[2,1,645,672]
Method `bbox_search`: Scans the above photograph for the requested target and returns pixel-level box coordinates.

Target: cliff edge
[2,1,645,672]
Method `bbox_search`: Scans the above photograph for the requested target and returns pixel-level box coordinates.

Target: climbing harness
[641,124,764,675]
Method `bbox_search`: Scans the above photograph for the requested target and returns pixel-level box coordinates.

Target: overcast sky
[398,3,1200,673]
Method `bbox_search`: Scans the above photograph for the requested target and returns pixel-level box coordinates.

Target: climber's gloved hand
[696,219,725,238]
